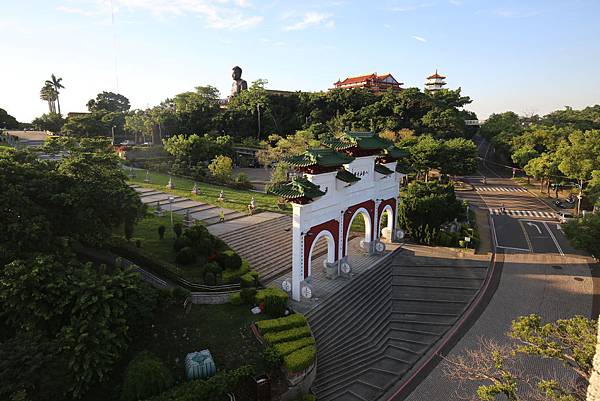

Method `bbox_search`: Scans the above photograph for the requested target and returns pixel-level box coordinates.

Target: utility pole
[576,178,583,217]
[256,104,261,140]
[111,125,116,145]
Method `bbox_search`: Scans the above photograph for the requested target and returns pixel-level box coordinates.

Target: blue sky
[1,0,599,122]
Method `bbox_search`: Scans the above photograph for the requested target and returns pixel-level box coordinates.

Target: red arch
[304,219,339,279]
[342,200,375,256]
[377,197,397,234]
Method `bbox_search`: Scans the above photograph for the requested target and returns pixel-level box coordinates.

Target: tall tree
[0,108,19,129]
[45,74,64,116]
[40,83,57,114]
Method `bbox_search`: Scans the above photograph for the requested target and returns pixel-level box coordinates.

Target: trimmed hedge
[222,260,250,283]
[263,326,311,345]
[218,249,242,271]
[229,292,242,305]
[256,314,307,334]
[283,345,316,373]
[240,270,259,288]
[255,288,288,304]
[274,336,316,357]
[144,365,254,401]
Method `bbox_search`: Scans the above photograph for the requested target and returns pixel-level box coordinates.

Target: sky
[1,0,600,122]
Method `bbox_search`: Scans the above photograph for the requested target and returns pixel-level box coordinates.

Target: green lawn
[127,168,289,215]
[85,303,269,401]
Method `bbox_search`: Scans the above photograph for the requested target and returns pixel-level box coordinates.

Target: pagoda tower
[425,70,446,92]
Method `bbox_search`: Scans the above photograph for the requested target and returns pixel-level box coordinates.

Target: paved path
[401,252,593,401]
[131,184,249,226]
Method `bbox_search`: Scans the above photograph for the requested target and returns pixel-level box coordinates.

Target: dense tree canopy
[32,112,65,133]
[0,107,19,129]
[0,145,145,263]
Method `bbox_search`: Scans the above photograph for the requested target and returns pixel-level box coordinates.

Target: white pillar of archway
[291,207,303,302]
[307,230,336,281]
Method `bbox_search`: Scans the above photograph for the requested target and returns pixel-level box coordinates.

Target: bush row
[274,336,315,357]
[256,314,307,334]
[263,325,311,345]
[283,345,317,373]
[144,365,255,401]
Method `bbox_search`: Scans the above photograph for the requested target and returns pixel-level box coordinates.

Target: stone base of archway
[270,237,402,314]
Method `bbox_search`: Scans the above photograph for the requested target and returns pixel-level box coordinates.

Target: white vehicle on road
[558,212,575,223]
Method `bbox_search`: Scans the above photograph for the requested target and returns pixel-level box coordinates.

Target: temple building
[425,70,447,92]
[333,73,403,93]
[269,131,408,301]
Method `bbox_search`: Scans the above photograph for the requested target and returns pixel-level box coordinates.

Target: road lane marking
[490,214,498,251]
[496,245,532,252]
[526,222,542,234]
[543,221,564,256]
[518,220,534,252]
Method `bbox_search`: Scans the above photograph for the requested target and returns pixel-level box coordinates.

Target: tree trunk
[56,95,61,116]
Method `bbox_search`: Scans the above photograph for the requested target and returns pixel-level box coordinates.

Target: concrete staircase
[217,215,329,284]
[306,255,487,401]
[131,185,246,226]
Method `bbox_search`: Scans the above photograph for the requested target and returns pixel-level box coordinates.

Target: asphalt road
[460,137,579,256]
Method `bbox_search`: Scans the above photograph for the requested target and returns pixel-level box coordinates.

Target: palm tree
[40,83,58,114]
[45,74,64,116]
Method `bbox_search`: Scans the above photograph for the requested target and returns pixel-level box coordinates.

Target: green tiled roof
[385,146,410,159]
[336,168,360,183]
[374,163,394,175]
[323,131,390,151]
[285,148,354,168]
[269,176,326,200]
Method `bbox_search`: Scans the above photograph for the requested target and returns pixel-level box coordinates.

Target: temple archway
[379,204,395,242]
[307,229,336,279]
[344,207,373,257]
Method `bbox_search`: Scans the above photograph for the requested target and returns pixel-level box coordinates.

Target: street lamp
[168,196,175,226]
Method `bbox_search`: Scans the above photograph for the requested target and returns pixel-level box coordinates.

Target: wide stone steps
[308,253,488,401]
[216,216,328,284]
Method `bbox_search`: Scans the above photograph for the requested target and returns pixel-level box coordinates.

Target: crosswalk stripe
[489,208,558,218]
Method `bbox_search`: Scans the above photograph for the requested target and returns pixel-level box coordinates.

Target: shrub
[218,250,242,271]
[173,223,183,238]
[275,336,316,357]
[256,288,288,305]
[121,351,173,401]
[229,292,242,305]
[240,288,257,304]
[233,172,252,189]
[145,365,254,401]
[283,345,316,373]
[158,225,166,239]
[263,326,311,345]
[183,224,209,242]
[264,294,287,317]
[173,236,192,252]
[222,260,250,283]
[256,314,307,334]
[194,237,214,257]
[205,262,222,276]
[175,246,196,265]
[240,270,259,288]
[213,238,229,252]
[204,271,216,285]
[262,346,282,371]
[124,220,134,241]
[208,155,233,181]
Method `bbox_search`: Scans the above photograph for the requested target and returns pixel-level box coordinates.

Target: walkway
[131,184,247,226]
[400,252,593,401]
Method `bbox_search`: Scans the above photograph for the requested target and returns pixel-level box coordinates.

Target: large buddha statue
[230,66,248,98]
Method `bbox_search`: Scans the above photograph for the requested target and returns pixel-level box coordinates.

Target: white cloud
[411,35,427,42]
[390,3,433,12]
[56,0,263,30]
[283,12,334,31]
